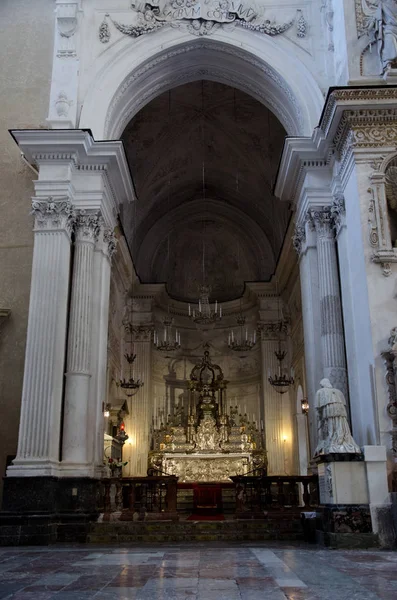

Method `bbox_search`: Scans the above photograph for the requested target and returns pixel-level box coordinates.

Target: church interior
[1,2,397,563]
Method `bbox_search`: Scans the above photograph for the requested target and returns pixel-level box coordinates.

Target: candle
[220,305,222,317]
[189,304,191,316]
[215,300,218,313]
[245,329,248,340]
[199,300,201,312]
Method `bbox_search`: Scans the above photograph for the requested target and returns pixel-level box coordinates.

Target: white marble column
[259,323,285,475]
[311,207,348,400]
[126,325,153,477]
[61,211,100,472]
[293,219,323,455]
[90,226,117,476]
[8,197,74,477]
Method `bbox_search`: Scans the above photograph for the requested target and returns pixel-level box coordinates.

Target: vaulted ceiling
[120,80,289,302]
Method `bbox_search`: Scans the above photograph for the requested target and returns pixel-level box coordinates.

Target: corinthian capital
[292,224,306,256]
[31,196,75,236]
[103,227,117,260]
[310,207,334,239]
[331,194,346,235]
[75,210,101,243]
[257,321,288,341]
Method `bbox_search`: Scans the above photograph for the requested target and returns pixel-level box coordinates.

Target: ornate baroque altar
[149,348,267,482]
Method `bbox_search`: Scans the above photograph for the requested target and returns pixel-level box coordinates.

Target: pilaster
[258,322,287,475]
[91,226,117,477]
[293,217,322,455]
[8,197,74,477]
[124,322,153,477]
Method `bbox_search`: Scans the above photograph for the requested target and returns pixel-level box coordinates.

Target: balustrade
[102,476,178,517]
[231,475,319,515]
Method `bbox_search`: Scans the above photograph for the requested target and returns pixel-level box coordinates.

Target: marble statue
[314,378,361,456]
[362,0,397,76]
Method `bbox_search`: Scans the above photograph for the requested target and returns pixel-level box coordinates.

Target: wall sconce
[301,397,309,415]
[103,402,111,418]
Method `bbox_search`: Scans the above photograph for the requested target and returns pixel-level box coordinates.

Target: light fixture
[301,397,309,415]
[119,295,144,396]
[268,322,294,394]
[189,284,222,326]
[116,421,129,445]
[228,296,256,352]
[154,315,181,351]
[187,82,222,327]
[103,403,111,418]
[228,313,256,352]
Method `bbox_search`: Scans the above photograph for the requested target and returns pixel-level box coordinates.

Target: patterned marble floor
[0,544,396,600]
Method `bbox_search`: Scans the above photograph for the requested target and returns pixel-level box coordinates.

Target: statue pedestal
[317,454,367,505]
[315,447,394,548]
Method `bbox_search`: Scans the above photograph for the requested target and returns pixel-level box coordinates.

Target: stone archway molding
[79,29,324,140]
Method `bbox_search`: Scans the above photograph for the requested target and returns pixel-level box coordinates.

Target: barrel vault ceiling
[120,80,289,302]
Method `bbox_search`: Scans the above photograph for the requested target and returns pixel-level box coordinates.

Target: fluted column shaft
[62,211,99,468]
[311,208,348,399]
[293,221,323,454]
[91,227,117,475]
[9,198,74,477]
[259,324,286,475]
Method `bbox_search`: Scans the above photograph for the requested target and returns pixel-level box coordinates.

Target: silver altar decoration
[148,347,266,482]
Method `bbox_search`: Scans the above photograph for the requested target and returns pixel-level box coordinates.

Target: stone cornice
[275,87,397,207]
[10,129,135,228]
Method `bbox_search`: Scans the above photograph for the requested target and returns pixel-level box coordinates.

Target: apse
[120,80,289,301]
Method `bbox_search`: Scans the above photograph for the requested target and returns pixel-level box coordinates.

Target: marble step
[87,518,303,543]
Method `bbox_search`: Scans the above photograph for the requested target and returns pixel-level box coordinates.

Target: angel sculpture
[361,0,397,76]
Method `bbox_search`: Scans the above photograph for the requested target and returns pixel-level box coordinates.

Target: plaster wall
[337,163,378,447]
[344,159,397,458]
[0,0,54,502]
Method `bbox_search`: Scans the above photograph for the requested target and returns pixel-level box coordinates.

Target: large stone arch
[79,28,324,140]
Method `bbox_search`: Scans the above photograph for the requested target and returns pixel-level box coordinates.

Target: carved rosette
[74,211,101,244]
[31,197,75,237]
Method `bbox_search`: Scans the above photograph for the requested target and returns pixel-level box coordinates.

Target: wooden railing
[103,476,178,516]
[230,475,319,515]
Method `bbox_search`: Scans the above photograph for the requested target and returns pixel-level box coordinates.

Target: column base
[315,504,379,548]
[0,477,103,545]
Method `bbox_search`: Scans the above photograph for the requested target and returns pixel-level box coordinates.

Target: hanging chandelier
[268,322,294,394]
[119,300,144,397]
[228,313,256,352]
[188,284,222,326]
[154,315,181,351]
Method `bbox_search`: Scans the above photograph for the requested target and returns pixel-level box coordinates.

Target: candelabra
[154,316,181,351]
[188,285,222,326]
[228,313,256,352]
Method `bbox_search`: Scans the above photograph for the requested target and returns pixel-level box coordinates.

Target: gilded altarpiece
[149,348,267,482]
